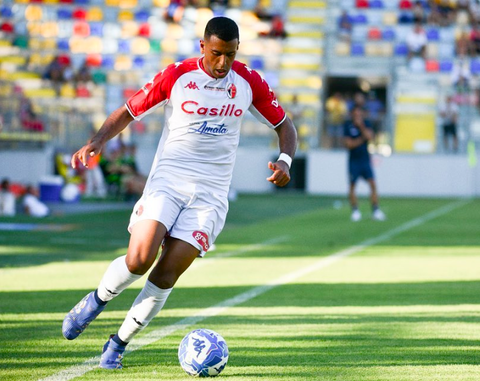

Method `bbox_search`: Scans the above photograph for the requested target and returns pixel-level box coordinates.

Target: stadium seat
[351,43,365,55]
[73,21,90,37]
[394,43,408,56]
[118,39,130,53]
[250,57,265,70]
[57,8,72,19]
[425,59,439,72]
[138,22,150,37]
[382,11,398,25]
[132,56,145,69]
[135,9,150,22]
[89,22,103,36]
[369,0,383,8]
[131,37,149,54]
[398,12,414,24]
[86,53,102,66]
[470,59,480,75]
[57,39,69,50]
[1,6,14,18]
[86,7,103,21]
[101,55,114,69]
[118,10,134,21]
[426,28,440,41]
[72,8,87,20]
[353,13,368,24]
[368,27,382,40]
[439,60,453,72]
[399,0,412,9]
[382,28,395,40]
[356,0,369,8]
[335,41,350,56]
[0,22,14,33]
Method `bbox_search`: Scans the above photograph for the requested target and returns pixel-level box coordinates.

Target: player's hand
[71,141,103,169]
[266,161,291,187]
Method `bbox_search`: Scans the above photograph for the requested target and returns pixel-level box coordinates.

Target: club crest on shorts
[193,231,209,251]
[136,205,144,216]
[226,83,237,99]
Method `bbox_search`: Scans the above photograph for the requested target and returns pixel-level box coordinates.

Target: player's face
[200,35,239,79]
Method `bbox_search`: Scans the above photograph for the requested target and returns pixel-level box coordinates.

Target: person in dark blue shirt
[344,106,386,222]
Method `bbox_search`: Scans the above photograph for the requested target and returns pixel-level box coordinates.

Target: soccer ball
[178,328,229,377]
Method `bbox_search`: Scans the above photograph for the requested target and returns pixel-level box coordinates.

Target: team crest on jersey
[226,83,237,99]
[136,205,144,216]
[193,231,209,251]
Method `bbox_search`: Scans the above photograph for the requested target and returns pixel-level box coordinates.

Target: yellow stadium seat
[60,84,76,98]
[131,37,150,55]
[115,55,132,71]
[105,0,120,6]
[41,22,59,38]
[25,5,43,21]
[118,10,134,22]
[383,11,397,26]
[87,7,103,22]
[121,21,138,38]
[335,42,350,56]
[119,0,138,8]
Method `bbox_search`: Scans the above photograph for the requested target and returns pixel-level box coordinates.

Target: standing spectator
[22,185,50,218]
[469,23,480,56]
[325,92,348,148]
[0,178,16,216]
[338,10,353,43]
[412,1,426,24]
[344,106,386,222]
[439,95,459,153]
[406,22,427,60]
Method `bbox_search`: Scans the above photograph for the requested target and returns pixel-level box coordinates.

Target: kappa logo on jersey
[136,205,144,216]
[226,83,237,99]
[181,101,243,117]
[185,81,200,90]
[193,230,209,251]
[141,78,155,95]
[188,121,228,136]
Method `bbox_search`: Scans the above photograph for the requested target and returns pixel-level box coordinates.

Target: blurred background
[0,0,479,206]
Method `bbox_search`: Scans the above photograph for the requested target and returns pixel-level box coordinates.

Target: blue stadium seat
[135,9,150,22]
[382,28,395,41]
[370,0,383,8]
[1,6,13,18]
[470,59,480,75]
[90,22,103,36]
[394,43,408,56]
[426,28,440,41]
[351,43,365,55]
[353,13,368,24]
[57,39,70,51]
[75,0,90,4]
[57,8,73,19]
[398,12,414,24]
[439,60,453,72]
[102,55,115,69]
[118,40,130,53]
[250,57,265,70]
[133,56,145,69]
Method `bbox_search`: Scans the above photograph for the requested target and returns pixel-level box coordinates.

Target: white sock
[117,280,173,343]
[97,255,142,302]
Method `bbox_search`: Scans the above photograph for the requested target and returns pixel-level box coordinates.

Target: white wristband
[277,153,292,169]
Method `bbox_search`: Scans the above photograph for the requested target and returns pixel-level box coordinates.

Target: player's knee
[125,255,154,275]
[152,272,177,289]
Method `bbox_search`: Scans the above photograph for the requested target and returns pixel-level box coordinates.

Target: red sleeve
[126,58,198,120]
[232,61,286,128]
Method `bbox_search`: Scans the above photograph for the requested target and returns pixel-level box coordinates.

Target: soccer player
[62,16,297,369]
[343,106,385,222]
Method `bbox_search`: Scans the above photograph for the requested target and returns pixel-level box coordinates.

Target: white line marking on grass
[39,199,468,381]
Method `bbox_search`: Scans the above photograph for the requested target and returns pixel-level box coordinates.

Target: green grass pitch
[1,194,480,380]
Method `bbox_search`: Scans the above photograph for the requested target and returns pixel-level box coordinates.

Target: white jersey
[126,57,286,195]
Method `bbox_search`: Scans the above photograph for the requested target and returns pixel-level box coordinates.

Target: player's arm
[267,116,297,187]
[71,105,133,169]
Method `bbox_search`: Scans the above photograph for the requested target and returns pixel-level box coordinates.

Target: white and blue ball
[178,328,229,377]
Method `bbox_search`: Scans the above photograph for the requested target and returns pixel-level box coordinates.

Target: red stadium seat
[356,0,369,8]
[425,59,439,72]
[399,0,412,9]
[368,27,382,40]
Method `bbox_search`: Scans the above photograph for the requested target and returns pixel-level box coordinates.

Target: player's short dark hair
[204,17,239,42]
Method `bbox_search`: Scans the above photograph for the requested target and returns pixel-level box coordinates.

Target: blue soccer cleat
[62,291,106,340]
[100,334,126,369]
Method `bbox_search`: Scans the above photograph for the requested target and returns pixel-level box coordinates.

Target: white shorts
[128,176,228,257]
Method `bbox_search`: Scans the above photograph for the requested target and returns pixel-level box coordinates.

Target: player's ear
[200,39,205,54]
